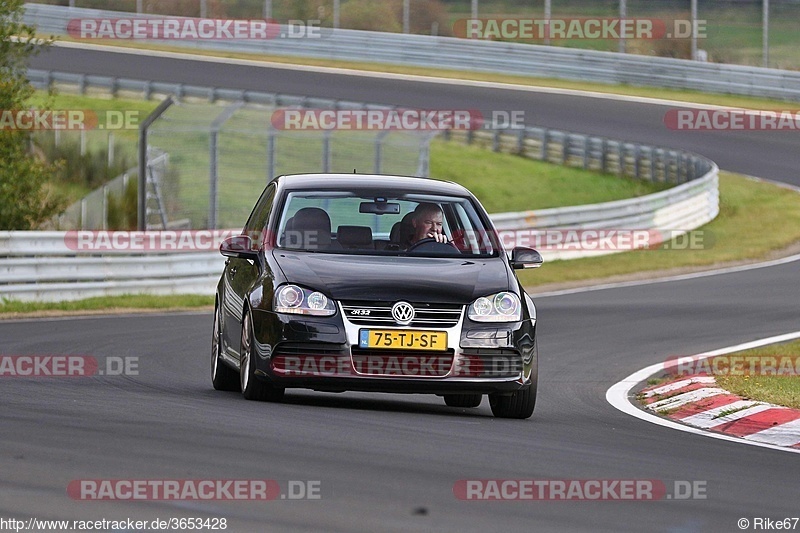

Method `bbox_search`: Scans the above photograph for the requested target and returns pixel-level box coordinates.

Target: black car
[211,173,543,418]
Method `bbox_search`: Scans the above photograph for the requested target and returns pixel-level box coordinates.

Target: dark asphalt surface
[2,45,797,532]
[31,45,800,185]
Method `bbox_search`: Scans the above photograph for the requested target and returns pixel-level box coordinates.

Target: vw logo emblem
[391,301,415,325]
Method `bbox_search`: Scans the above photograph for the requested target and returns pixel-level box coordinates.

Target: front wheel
[240,309,285,402]
[489,341,538,419]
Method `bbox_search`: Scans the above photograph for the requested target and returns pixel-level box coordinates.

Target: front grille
[459,349,522,378]
[351,347,455,377]
[271,343,350,376]
[273,342,345,356]
[341,301,463,328]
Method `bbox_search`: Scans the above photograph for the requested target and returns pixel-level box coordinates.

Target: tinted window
[275,191,498,257]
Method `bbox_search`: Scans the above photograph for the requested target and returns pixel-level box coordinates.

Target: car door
[221,184,276,357]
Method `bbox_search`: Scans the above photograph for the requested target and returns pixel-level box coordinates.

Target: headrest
[283,207,331,248]
[390,212,416,243]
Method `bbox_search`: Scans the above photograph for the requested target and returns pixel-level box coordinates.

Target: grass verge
[715,341,800,410]
[0,294,214,317]
[518,171,800,288]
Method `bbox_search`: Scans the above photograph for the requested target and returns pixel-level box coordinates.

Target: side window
[243,184,276,247]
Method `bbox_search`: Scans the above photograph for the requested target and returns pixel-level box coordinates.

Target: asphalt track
[1,45,797,532]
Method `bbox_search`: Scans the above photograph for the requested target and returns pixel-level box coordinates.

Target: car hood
[272,251,511,303]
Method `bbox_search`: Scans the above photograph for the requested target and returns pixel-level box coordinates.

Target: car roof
[273,173,472,197]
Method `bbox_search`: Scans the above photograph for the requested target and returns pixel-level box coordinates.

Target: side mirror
[510,247,543,269]
[220,235,259,260]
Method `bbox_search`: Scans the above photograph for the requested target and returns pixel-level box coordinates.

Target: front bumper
[250,306,536,395]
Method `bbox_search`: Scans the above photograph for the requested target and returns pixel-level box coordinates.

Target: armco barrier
[0,153,717,302]
[22,3,800,101]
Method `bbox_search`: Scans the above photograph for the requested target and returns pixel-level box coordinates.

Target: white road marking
[642,376,716,398]
[680,402,772,429]
[532,252,800,298]
[745,418,800,447]
[647,387,726,412]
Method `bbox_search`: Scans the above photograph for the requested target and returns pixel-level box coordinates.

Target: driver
[408,202,450,246]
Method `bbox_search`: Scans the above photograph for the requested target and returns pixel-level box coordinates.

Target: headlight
[468,291,522,322]
[274,284,336,316]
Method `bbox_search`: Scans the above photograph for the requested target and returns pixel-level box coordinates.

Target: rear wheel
[211,304,239,391]
[240,309,285,402]
[443,394,483,408]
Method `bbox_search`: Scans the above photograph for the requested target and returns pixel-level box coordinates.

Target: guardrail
[445,126,718,261]
[1,146,717,302]
[23,3,800,101]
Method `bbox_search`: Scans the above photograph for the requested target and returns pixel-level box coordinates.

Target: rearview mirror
[510,247,543,269]
[220,235,259,260]
[359,201,400,214]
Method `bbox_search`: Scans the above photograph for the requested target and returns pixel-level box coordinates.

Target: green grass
[0,294,214,316]
[518,171,800,287]
[430,139,668,212]
[715,340,800,410]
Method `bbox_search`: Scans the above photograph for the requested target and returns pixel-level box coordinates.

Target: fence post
[102,185,109,230]
[266,127,276,182]
[107,132,114,169]
[322,130,332,173]
[374,131,389,174]
[600,138,607,173]
[582,136,590,169]
[138,97,174,231]
[540,130,549,161]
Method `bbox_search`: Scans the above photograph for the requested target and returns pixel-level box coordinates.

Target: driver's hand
[427,231,449,244]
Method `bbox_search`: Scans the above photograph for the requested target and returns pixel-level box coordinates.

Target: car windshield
[274,191,499,257]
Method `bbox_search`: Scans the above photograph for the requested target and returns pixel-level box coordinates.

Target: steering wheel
[406,237,459,253]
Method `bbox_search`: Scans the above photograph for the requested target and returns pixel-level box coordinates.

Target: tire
[211,304,240,391]
[489,341,538,419]
[443,394,483,408]
[240,309,285,402]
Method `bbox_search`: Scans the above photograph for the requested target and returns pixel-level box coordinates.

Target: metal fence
[27,69,433,231]
[144,101,430,230]
[23,3,800,101]
[1,121,718,300]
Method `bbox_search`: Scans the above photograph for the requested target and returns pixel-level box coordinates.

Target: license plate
[358,329,448,351]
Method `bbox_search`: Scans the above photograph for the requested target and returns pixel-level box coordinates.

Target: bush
[106,177,138,230]
[34,133,133,189]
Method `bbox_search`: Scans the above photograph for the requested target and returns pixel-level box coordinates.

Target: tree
[0,0,62,229]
